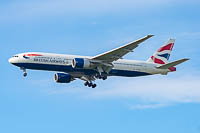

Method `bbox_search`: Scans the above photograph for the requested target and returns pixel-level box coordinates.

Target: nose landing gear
[84,81,97,88]
[20,68,27,77]
[23,72,27,77]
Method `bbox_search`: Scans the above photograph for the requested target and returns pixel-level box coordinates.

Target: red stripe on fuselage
[25,54,42,56]
[158,43,174,52]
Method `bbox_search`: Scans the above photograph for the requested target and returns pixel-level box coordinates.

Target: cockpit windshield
[12,55,19,57]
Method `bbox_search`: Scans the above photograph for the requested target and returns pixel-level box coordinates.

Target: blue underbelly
[13,63,151,77]
[109,69,151,77]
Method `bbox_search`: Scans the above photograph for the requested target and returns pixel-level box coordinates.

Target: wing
[68,72,96,82]
[79,75,96,82]
[91,35,154,62]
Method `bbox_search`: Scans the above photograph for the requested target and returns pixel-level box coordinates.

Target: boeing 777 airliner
[9,35,189,88]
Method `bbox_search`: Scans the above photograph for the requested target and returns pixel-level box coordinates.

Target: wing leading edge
[92,35,154,62]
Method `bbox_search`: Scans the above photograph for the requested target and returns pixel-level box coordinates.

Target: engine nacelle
[54,73,72,83]
[72,58,91,69]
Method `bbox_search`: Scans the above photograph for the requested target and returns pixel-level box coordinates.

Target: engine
[54,73,72,83]
[72,58,92,69]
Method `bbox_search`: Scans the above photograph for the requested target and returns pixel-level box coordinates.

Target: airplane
[8,35,189,88]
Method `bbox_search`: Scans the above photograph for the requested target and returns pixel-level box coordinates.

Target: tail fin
[147,39,175,64]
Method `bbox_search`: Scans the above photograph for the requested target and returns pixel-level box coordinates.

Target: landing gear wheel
[92,84,97,88]
[88,83,92,87]
[20,67,27,77]
[102,76,107,80]
[84,81,96,88]
[23,72,27,77]
[84,81,89,86]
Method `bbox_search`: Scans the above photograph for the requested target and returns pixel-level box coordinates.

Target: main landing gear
[84,81,97,88]
[20,68,27,77]
[95,75,107,80]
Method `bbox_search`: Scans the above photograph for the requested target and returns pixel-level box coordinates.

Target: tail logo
[151,56,165,64]
[151,43,174,64]
[157,53,170,60]
[157,43,174,52]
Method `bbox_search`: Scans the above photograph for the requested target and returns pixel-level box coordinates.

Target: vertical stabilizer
[147,39,175,64]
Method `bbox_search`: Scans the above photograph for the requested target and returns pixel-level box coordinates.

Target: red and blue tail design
[147,39,176,71]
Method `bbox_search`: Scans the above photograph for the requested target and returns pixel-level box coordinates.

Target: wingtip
[147,35,154,37]
[181,58,190,63]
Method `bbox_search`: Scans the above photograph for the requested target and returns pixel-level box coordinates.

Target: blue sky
[1,0,200,132]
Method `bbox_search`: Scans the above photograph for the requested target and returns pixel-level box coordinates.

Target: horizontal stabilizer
[156,58,189,69]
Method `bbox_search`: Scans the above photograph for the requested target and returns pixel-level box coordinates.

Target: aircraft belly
[13,62,151,77]
[13,63,96,75]
[109,69,151,77]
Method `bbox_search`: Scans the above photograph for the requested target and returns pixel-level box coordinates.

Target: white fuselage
[9,52,170,77]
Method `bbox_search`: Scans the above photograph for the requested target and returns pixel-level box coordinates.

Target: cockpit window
[12,55,19,57]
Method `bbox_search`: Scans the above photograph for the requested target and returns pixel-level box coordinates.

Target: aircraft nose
[8,57,15,64]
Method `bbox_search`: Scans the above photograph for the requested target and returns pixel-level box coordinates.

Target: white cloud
[84,75,200,104]
[177,32,200,40]
[0,0,174,22]
[44,73,200,106]
[128,103,168,110]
